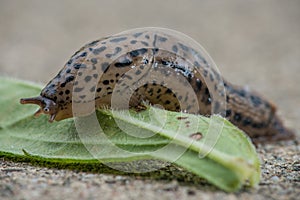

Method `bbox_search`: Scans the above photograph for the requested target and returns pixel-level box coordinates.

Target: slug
[20,27,294,143]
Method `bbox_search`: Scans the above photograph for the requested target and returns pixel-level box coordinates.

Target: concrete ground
[0,0,299,199]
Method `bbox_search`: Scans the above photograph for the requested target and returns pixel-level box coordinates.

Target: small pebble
[270,176,280,182]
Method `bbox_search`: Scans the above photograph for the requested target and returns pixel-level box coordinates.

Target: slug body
[20,28,294,143]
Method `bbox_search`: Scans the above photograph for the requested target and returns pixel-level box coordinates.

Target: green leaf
[0,77,260,192]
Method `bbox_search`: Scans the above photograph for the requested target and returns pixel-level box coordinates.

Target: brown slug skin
[20,28,295,143]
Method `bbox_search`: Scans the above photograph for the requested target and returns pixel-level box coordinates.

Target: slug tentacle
[20,96,44,106]
[33,108,43,117]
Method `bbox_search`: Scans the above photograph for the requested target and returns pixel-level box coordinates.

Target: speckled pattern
[21,28,294,142]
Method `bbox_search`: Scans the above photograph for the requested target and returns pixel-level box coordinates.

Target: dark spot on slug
[65,90,70,94]
[74,87,84,92]
[101,62,110,73]
[109,37,127,43]
[186,105,192,111]
[66,68,71,73]
[205,88,209,95]
[93,74,98,79]
[226,95,230,103]
[130,48,147,57]
[203,69,208,77]
[133,32,143,38]
[184,95,188,102]
[91,58,97,64]
[123,74,133,80]
[153,34,158,46]
[135,70,142,75]
[148,88,154,96]
[152,48,159,54]
[214,101,220,112]
[161,60,171,66]
[225,109,232,117]
[165,88,172,94]
[252,122,265,129]
[105,47,122,58]
[79,52,87,57]
[141,41,149,46]
[130,40,137,44]
[234,113,242,122]
[209,73,214,82]
[93,46,107,55]
[74,63,86,70]
[90,86,95,92]
[194,61,200,67]
[238,89,246,97]
[250,95,262,107]
[97,88,102,92]
[158,36,167,42]
[243,117,252,126]
[67,59,73,65]
[103,80,109,85]
[84,76,92,82]
[178,43,189,52]
[172,45,178,53]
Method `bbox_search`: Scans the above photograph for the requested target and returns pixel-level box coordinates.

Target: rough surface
[0,0,299,199]
[1,140,299,200]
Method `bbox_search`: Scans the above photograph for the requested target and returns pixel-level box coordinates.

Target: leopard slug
[20,27,294,143]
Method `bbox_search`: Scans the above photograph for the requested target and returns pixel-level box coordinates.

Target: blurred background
[0,0,299,132]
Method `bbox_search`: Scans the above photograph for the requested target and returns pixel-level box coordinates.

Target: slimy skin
[20,28,295,143]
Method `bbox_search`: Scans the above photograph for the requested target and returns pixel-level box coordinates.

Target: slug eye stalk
[20,96,57,122]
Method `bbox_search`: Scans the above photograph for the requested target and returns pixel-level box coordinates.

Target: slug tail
[253,115,295,143]
[268,115,295,141]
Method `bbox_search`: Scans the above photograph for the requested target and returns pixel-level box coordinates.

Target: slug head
[20,96,58,122]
